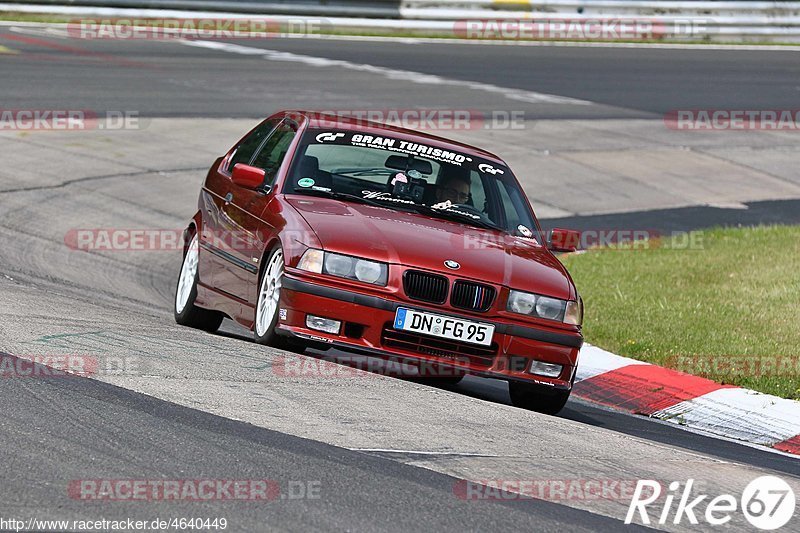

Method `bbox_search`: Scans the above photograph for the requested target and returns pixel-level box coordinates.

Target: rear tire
[174,232,224,332]
[509,381,570,415]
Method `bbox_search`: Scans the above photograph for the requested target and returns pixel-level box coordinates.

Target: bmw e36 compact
[175,110,583,414]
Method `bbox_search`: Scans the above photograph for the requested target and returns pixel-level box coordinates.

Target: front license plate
[393,308,495,346]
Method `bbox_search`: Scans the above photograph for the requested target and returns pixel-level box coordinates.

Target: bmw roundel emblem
[444,260,460,270]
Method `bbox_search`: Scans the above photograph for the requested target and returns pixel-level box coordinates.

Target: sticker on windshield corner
[430,200,481,220]
[297,177,315,188]
[279,308,287,320]
[315,132,346,143]
[478,163,504,175]
[518,225,533,238]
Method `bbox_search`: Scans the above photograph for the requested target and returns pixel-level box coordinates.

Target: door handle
[224,192,233,204]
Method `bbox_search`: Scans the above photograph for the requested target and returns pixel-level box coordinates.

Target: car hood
[286,196,573,300]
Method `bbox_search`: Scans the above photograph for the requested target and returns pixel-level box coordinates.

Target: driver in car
[435,173,471,205]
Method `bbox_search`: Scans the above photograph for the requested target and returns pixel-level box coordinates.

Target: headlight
[297,249,388,286]
[564,297,583,326]
[325,254,353,277]
[354,259,383,284]
[536,296,563,320]
[297,248,323,273]
[507,289,581,325]
[508,291,537,315]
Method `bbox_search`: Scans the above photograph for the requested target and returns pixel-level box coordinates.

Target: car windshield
[284,129,539,237]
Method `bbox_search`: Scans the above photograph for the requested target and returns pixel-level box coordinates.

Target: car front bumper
[277,274,582,389]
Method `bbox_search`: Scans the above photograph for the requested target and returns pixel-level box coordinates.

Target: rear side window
[227,119,279,172]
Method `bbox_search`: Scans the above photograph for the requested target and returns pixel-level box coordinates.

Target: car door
[201,118,280,293]
[216,118,298,304]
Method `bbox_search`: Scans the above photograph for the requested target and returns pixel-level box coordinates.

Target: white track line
[348,448,506,456]
[652,388,800,446]
[569,394,800,459]
[2,7,800,50]
[575,343,800,455]
[179,39,593,105]
[576,343,649,381]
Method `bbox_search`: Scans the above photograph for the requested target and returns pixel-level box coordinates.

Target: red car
[175,110,583,414]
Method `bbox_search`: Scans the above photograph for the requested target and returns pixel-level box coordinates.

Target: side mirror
[231,163,266,190]
[548,228,581,253]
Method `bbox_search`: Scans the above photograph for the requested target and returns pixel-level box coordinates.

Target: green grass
[561,225,800,400]
[0,12,84,24]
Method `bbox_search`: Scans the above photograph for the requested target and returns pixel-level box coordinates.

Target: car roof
[282,110,506,165]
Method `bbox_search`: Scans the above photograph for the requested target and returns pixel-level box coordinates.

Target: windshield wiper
[406,203,504,232]
[292,187,504,231]
[291,187,392,209]
[336,167,392,177]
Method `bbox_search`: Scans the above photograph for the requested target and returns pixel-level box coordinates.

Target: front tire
[174,232,224,332]
[509,381,570,415]
[254,245,301,351]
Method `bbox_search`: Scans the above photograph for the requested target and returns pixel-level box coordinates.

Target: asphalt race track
[3,28,800,118]
[1,24,799,531]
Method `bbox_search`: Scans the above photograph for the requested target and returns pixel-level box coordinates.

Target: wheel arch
[182,211,203,256]
[257,236,284,285]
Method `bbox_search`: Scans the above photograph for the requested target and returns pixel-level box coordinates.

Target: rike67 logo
[626,476,796,530]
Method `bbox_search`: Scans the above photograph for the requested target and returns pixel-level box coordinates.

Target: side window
[227,119,279,172]
[251,121,297,184]
[497,180,535,232]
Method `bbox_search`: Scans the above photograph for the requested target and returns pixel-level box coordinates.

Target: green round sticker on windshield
[297,177,315,188]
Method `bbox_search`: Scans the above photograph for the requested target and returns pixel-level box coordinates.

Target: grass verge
[561,225,800,400]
